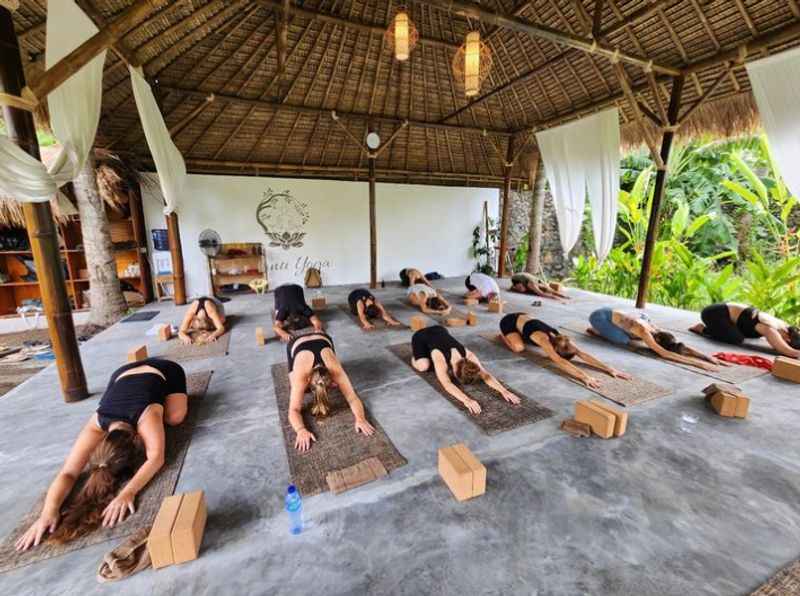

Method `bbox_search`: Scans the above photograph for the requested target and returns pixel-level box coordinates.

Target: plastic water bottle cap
[287,484,297,495]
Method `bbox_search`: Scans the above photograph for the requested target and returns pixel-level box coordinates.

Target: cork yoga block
[311,297,327,309]
[589,400,628,437]
[772,357,800,383]
[574,400,615,439]
[127,345,148,363]
[147,491,208,570]
[410,316,427,331]
[487,301,503,314]
[438,444,486,501]
[158,324,172,342]
[710,392,737,417]
[467,312,477,326]
[255,326,267,346]
[446,318,466,327]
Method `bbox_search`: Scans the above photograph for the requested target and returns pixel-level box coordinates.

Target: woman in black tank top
[691,303,800,359]
[286,333,375,452]
[410,326,521,414]
[499,313,632,389]
[347,289,401,330]
[15,359,188,552]
[178,296,226,345]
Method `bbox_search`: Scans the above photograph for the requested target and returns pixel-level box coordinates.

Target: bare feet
[689,323,705,336]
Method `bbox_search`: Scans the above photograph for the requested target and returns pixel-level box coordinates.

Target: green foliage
[570,134,800,325]
[471,218,498,276]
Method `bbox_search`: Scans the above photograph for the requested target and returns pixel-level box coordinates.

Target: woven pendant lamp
[453,30,493,97]
[385,7,419,62]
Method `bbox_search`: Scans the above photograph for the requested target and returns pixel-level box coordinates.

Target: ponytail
[309,365,332,417]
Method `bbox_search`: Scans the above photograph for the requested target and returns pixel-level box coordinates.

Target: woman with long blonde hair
[286,332,375,452]
[15,358,187,551]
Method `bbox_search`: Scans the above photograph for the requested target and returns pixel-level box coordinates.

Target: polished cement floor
[0,279,798,596]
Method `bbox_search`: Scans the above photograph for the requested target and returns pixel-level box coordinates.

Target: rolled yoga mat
[559,323,769,385]
[479,332,672,407]
[270,363,407,497]
[0,371,213,574]
[387,343,554,436]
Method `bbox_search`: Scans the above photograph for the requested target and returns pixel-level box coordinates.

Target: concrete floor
[0,279,798,596]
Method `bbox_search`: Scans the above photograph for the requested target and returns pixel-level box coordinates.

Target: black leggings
[701,304,744,345]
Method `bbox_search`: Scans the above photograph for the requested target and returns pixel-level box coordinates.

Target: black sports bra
[287,333,335,372]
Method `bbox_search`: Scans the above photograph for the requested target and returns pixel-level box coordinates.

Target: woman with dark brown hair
[407,283,452,316]
[400,268,432,288]
[287,332,375,452]
[411,325,520,414]
[178,296,226,345]
[499,313,632,389]
[273,283,324,342]
[15,358,187,551]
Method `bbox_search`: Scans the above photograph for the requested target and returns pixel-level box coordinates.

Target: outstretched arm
[103,409,166,528]
[330,365,375,436]
[356,301,374,330]
[470,353,520,404]
[532,334,601,388]
[205,303,226,342]
[575,348,631,379]
[432,358,482,414]
[273,319,292,342]
[288,378,315,451]
[763,327,800,359]
[639,330,717,370]
[310,314,324,332]
[178,304,198,344]
[376,302,400,325]
[15,418,105,551]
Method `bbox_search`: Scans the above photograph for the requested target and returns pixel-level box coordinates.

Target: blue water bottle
[285,484,303,535]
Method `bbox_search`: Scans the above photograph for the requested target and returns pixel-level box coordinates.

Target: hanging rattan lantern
[385,8,418,62]
[453,31,493,97]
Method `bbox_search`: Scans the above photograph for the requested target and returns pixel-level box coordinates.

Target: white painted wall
[142,173,498,297]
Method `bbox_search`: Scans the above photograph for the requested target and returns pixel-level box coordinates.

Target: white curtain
[535,108,620,260]
[0,0,104,202]
[746,47,800,199]
[130,67,187,215]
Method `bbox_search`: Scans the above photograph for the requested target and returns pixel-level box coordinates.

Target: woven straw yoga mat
[560,323,768,384]
[157,332,231,362]
[270,363,407,497]
[336,305,408,331]
[751,559,800,595]
[0,371,213,574]
[387,343,554,435]
[479,333,672,407]
[668,326,779,357]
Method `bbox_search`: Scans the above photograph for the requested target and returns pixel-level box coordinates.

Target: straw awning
[8,1,800,187]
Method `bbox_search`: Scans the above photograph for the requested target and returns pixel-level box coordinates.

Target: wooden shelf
[0,281,40,287]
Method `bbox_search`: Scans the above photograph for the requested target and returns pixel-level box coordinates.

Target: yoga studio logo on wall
[256,189,310,250]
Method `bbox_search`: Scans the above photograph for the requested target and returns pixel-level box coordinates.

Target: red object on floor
[713,352,773,371]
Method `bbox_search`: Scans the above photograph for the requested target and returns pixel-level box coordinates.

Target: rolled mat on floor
[750,559,800,595]
[386,343,554,436]
[336,305,408,331]
[96,527,151,583]
[479,332,672,407]
[559,323,768,384]
[0,371,213,574]
[270,363,407,497]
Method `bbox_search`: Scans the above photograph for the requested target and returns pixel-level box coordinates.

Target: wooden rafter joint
[0,0,20,10]
[0,91,37,111]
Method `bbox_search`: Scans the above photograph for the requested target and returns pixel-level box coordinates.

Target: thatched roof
[10,0,800,187]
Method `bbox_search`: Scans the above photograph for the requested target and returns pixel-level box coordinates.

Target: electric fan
[198,229,222,297]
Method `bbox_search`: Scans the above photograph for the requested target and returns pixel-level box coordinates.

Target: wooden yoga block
[446,317,466,327]
[772,357,800,383]
[574,400,615,439]
[127,345,148,363]
[702,382,743,397]
[589,400,628,437]
[466,312,477,326]
[549,282,563,292]
[464,297,479,306]
[734,395,750,419]
[709,392,737,417]
[311,296,327,309]
[147,491,208,570]
[158,324,172,342]
[326,457,388,495]
[560,418,592,438]
[487,300,503,314]
[410,315,427,331]
[255,326,267,346]
[438,444,486,502]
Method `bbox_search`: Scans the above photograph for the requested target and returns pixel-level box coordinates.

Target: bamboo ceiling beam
[168,93,215,137]
[677,65,731,125]
[24,0,160,103]
[252,0,458,51]
[277,0,290,77]
[592,0,605,39]
[158,85,512,138]
[17,20,44,43]
[614,63,665,169]
[420,0,680,76]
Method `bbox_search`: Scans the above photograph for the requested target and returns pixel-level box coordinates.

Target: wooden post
[497,136,515,277]
[368,150,377,289]
[129,185,154,303]
[24,0,160,102]
[636,76,685,308]
[0,8,88,403]
[165,211,187,305]
[525,155,544,275]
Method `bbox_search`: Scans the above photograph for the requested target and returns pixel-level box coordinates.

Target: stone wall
[500,174,576,280]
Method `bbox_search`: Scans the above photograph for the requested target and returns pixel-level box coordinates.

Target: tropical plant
[471,217,498,275]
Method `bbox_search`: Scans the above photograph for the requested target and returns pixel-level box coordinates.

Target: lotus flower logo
[256,189,310,250]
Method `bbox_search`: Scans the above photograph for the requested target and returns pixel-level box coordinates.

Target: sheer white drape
[0,0,104,202]
[535,108,620,260]
[746,47,800,199]
[129,67,187,215]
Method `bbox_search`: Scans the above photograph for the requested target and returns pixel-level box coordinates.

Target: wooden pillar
[129,185,153,303]
[525,154,544,275]
[635,76,685,308]
[497,136,515,277]
[0,8,88,403]
[368,153,377,289]
[165,211,187,305]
